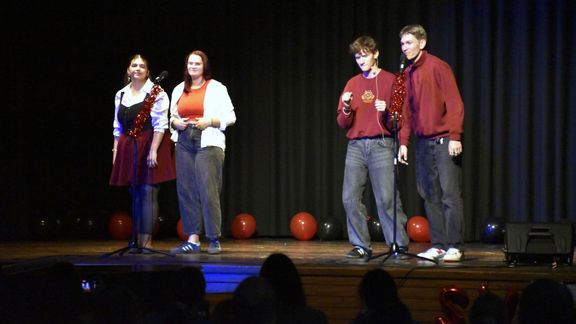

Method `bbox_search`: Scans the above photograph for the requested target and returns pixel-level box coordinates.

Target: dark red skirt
[109,129,176,186]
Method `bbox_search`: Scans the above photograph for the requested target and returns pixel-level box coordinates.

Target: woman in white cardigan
[169,50,236,255]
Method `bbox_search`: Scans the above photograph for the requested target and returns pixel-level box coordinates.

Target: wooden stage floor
[1,238,575,323]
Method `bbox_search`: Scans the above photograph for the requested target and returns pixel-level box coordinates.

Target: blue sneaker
[170,242,201,254]
[207,239,222,255]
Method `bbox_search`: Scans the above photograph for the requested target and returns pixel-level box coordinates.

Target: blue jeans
[130,184,158,234]
[415,137,464,249]
[175,127,225,239]
[342,137,409,251]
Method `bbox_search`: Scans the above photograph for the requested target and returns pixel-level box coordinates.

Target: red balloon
[290,212,317,241]
[434,316,450,324]
[108,211,132,240]
[439,285,469,324]
[478,281,489,295]
[231,213,256,239]
[407,215,430,242]
[176,218,187,241]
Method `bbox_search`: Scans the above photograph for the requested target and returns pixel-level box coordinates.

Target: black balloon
[30,216,54,240]
[69,210,106,238]
[69,214,84,238]
[318,218,342,240]
[52,217,66,238]
[83,216,99,237]
[367,217,385,242]
[480,218,505,244]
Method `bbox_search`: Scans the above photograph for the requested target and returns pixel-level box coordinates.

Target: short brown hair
[399,24,427,40]
[349,36,378,55]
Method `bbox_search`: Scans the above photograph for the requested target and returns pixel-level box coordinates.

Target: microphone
[153,70,169,84]
[343,94,353,107]
[344,96,352,106]
[399,54,407,72]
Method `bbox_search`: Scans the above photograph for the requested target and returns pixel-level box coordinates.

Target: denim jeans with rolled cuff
[175,127,224,240]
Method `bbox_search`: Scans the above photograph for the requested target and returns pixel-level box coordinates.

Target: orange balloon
[407,215,430,242]
[176,218,187,241]
[231,213,256,239]
[290,212,317,241]
[108,211,132,240]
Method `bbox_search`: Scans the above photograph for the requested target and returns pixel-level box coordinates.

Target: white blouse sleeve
[214,83,236,131]
[150,90,170,132]
[112,91,123,137]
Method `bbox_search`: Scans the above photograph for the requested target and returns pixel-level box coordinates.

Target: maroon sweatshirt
[399,51,464,146]
[337,70,395,139]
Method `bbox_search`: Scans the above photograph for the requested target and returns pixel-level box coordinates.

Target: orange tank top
[177,80,210,120]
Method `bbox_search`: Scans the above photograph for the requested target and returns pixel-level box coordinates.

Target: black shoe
[346,247,372,259]
[139,248,155,254]
[398,245,409,253]
[127,248,140,254]
[127,247,153,255]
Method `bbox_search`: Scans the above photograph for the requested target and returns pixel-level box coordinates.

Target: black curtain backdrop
[3,0,575,241]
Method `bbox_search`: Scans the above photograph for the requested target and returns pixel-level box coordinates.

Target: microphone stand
[364,54,438,264]
[366,114,436,264]
[103,138,174,257]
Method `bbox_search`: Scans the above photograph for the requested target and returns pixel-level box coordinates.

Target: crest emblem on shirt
[361,90,375,103]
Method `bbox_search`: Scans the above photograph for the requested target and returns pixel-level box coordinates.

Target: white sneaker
[443,248,463,262]
[417,247,446,260]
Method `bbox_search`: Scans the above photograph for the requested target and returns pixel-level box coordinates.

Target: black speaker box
[504,222,574,266]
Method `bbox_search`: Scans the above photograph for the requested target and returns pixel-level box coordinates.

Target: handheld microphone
[399,54,407,72]
[343,94,353,107]
[344,96,352,106]
[153,70,169,84]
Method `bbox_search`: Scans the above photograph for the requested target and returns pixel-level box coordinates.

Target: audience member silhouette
[89,284,143,324]
[259,253,328,324]
[1,270,47,323]
[139,266,209,324]
[41,261,85,323]
[210,298,236,324]
[351,268,413,324]
[468,292,508,324]
[169,266,210,323]
[232,276,278,324]
[0,272,9,321]
[3,261,86,324]
[518,278,575,324]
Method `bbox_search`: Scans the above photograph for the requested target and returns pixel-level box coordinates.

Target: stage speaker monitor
[504,222,574,266]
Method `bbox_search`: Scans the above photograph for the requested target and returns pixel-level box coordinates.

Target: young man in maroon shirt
[338,36,410,259]
[398,25,465,262]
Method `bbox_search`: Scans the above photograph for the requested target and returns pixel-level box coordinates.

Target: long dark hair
[259,253,307,307]
[183,50,212,93]
[124,54,150,85]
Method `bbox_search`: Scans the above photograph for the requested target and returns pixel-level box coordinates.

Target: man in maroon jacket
[397,25,465,262]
